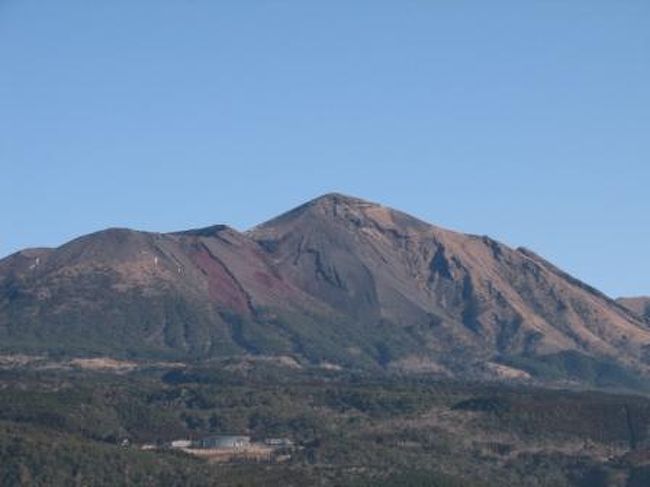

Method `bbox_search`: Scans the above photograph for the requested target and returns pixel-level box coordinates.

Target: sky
[0,1,648,298]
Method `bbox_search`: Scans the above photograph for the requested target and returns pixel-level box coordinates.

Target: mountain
[618,297,650,321]
[0,224,339,360]
[2,193,649,382]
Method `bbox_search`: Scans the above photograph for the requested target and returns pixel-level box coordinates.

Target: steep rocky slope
[1,193,649,381]
[250,194,650,371]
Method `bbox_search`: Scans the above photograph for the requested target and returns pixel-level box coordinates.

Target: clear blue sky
[1,1,648,298]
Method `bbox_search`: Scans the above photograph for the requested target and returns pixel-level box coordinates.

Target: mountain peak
[248,192,388,236]
[307,192,379,208]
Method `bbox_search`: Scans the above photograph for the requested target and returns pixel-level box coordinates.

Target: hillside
[1,193,649,383]
[4,364,650,486]
[619,297,650,321]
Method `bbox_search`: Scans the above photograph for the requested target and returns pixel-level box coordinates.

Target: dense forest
[2,359,650,486]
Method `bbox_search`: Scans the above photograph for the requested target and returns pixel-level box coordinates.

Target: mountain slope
[0,226,344,360]
[1,193,649,381]
[618,297,650,321]
[250,194,650,372]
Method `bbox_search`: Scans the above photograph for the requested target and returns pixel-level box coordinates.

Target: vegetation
[1,361,650,486]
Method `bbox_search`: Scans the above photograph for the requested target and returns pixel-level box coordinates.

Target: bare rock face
[1,193,649,381]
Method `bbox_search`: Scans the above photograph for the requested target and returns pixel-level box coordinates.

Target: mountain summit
[1,194,649,381]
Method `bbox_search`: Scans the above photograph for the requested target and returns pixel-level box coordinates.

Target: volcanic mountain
[1,193,649,381]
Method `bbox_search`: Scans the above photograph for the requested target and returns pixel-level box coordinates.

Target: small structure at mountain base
[264,438,294,447]
[165,435,295,463]
[170,439,192,449]
[194,435,250,450]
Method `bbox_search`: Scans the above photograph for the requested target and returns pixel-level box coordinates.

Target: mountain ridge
[1,193,649,384]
